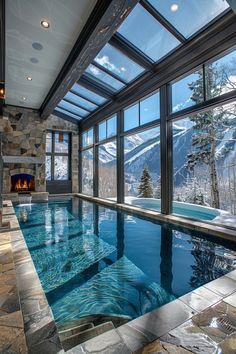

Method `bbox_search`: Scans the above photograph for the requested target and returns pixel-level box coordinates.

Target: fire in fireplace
[11,174,35,192]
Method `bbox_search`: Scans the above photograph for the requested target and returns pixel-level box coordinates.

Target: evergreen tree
[187,60,236,209]
[138,167,153,198]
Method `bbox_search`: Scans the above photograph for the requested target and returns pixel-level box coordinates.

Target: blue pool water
[15,198,236,328]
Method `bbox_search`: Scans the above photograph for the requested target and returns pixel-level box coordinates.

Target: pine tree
[187,60,236,209]
[138,167,153,198]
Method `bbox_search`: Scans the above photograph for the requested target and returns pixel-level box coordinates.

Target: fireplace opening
[11,174,35,192]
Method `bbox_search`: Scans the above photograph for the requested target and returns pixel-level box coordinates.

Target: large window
[82,128,94,148]
[171,70,203,113]
[82,149,93,195]
[124,126,161,210]
[173,102,236,219]
[205,49,236,99]
[78,45,236,227]
[98,141,117,200]
[46,131,70,181]
[171,49,236,114]
[124,92,160,131]
[98,116,116,142]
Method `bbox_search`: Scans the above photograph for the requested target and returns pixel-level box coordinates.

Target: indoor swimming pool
[15,197,236,329]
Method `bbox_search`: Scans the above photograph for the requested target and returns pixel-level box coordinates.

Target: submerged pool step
[60,321,115,351]
[59,322,94,340]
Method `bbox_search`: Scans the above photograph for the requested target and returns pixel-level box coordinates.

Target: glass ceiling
[117,3,180,62]
[55,0,230,121]
[148,0,229,38]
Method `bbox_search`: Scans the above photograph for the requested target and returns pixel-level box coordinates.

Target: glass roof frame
[55,0,231,122]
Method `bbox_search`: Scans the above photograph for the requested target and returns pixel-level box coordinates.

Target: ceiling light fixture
[21,96,27,101]
[170,3,179,12]
[41,20,50,29]
[26,76,32,81]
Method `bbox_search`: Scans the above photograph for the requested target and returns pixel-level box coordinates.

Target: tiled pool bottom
[14,197,236,340]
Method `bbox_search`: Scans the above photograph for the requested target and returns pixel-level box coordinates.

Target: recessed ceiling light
[41,20,50,29]
[26,76,32,81]
[21,96,27,101]
[170,3,178,12]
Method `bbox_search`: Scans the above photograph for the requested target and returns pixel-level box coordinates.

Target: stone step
[57,314,131,332]
[61,321,115,351]
[59,322,94,341]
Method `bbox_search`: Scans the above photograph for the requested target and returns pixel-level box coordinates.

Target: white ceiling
[5,0,97,109]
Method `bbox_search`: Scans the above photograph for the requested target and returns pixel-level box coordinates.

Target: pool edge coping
[75,193,236,242]
[4,198,236,354]
[2,200,64,354]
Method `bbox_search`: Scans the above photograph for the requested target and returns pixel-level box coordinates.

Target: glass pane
[54,156,68,180]
[99,121,106,141]
[82,132,87,148]
[82,149,93,195]
[172,101,236,223]
[205,50,236,100]
[107,116,116,138]
[124,127,161,211]
[46,132,52,153]
[46,156,51,180]
[85,64,125,91]
[71,83,107,105]
[94,43,145,82]
[59,100,88,117]
[149,0,229,38]
[171,70,203,112]
[117,3,180,61]
[55,107,81,120]
[124,103,139,131]
[55,132,69,153]
[140,92,160,125]
[99,141,117,200]
[87,129,94,146]
[65,91,98,111]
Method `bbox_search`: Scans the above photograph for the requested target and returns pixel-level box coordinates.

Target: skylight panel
[65,91,97,111]
[85,64,126,91]
[94,43,145,83]
[55,107,81,120]
[148,0,229,38]
[59,100,89,117]
[71,83,107,105]
[117,3,180,62]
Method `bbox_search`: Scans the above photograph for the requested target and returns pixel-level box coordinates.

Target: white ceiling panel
[5,0,97,109]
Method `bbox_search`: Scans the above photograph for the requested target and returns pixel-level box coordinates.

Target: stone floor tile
[218,332,236,353]
[125,299,196,342]
[28,334,63,354]
[0,232,11,246]
[192,301,236,343]
[179,288,221,313]
[223,293,236,308]
[117,322,151,353]
[73,329,132,354]
[0,326,26,353]
[24,306,57,348]
[134,338,193,353]
[192,286,222,303]
[20,286,48,316]
[160,319,219,353]
[0,310,24,328]
[0,285,20,316]
[204,276,236,296]
[226,270,236,281]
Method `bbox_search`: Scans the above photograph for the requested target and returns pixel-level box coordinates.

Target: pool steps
[60,321,115,351]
